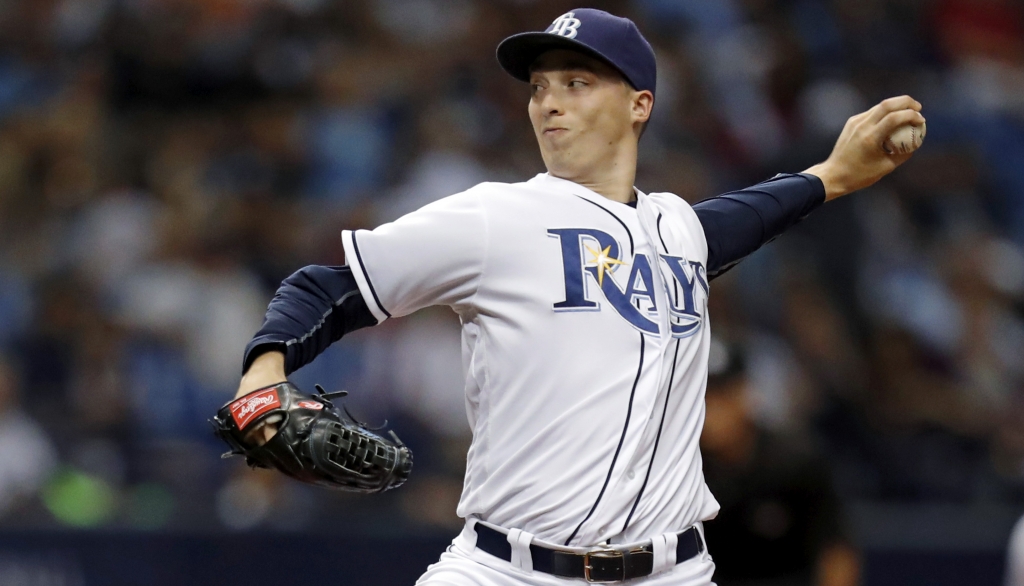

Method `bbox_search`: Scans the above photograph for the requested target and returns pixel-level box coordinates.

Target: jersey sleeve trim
[341,229,392,322]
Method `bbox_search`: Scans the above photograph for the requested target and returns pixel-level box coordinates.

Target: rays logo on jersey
[548,228,708,337]
[659,254,709,338]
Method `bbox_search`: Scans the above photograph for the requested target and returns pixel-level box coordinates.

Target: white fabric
[651,530,678,575]
[343,173,720,548]
[506,528,534,573]
[461,518,479,550]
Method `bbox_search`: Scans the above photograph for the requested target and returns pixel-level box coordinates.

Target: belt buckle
[583,549,625,583]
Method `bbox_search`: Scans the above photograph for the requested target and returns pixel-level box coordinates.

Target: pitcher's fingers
[873,109,926,141]
[244,422,267,446]
[866,96,922,123]
[889,151,915,166]
[262,423,279,443]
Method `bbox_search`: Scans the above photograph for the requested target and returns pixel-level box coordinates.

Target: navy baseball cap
[497,9,657,96]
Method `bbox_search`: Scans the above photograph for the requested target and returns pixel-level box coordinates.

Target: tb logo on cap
[548,12,581,39]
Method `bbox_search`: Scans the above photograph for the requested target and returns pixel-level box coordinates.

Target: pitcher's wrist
[236,351,286,398]
[803,162,847,201]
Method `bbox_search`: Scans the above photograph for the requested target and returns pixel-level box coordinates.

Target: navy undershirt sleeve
[242,265,378,375]
[693,172,826,280]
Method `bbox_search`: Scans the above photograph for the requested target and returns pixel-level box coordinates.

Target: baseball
[883,121,926,155]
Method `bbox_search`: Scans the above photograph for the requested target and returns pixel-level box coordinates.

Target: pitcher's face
[528,50,649,179]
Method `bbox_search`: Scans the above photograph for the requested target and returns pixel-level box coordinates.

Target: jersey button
[627,470,635,480]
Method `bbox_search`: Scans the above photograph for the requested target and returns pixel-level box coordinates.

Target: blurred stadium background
[0,0,1023,584]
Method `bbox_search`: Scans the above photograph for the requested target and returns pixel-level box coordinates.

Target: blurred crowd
[0,0,1023,556]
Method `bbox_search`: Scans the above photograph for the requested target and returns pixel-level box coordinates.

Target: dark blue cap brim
[496,32,640,90]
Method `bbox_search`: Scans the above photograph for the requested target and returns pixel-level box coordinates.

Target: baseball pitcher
[213,8,924,585]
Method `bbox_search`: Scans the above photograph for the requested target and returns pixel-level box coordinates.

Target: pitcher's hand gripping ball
[211,382,413,493]
[883,121,926,155]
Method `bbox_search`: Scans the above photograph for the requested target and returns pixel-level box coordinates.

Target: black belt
[474,523,704,583]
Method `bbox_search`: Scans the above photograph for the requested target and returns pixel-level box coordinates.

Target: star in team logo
[585,244,624,286]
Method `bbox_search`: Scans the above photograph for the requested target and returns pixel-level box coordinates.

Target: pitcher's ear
[631,90,654,124]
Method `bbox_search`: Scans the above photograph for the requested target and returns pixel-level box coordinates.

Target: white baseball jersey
[341,173,719,547]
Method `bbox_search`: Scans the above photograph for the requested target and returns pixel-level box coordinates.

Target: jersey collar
[530,173,646,209]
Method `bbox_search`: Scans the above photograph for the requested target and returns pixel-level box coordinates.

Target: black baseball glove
[211,382,413,493]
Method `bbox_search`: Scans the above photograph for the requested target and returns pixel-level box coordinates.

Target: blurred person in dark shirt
[701,339,858,586]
